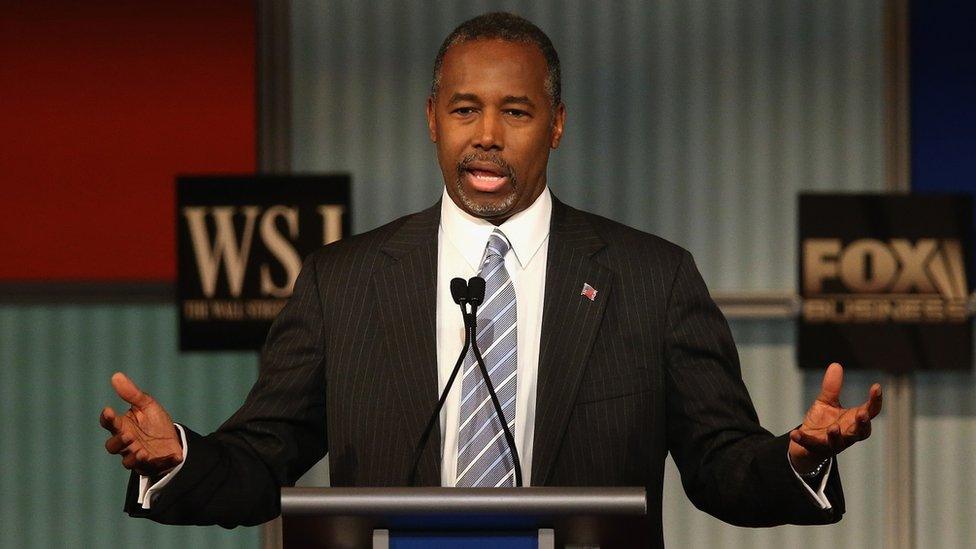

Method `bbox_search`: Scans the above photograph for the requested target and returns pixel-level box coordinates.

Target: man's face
[427,39,565,223]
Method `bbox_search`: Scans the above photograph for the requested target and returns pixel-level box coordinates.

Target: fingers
[848,401,872,435]
[104,433,129,454]
[118,447,178,476]
[827,424,844,452]
[121,451,140,470]
[865,383,883,418]
[789,429,806,448]
[102,405,132,455]
[817,362,844,406]
[854,403,874,440]
[857,415,872,440]
[108,437,154,472]
[792,426,844,451]
[790,427,823,449]
[850,383,883,429]
[793,417,871,456]
[99,407,120,434]
[111,372,155,409]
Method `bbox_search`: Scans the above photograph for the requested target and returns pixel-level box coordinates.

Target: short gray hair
[431,12,561,107]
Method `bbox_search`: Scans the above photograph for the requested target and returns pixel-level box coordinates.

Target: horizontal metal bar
[0,281,173,304]
[281,487,647,516]
[711,291,800,319]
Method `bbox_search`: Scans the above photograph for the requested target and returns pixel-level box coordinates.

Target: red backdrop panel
[0,1,256,282]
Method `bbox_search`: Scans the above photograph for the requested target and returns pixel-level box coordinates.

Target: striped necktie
[455,229,518,487]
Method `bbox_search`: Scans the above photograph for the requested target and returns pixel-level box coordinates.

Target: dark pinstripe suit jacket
[126,197,843,545]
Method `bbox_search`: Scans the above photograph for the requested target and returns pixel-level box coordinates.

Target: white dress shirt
[436,186,551,487]
[140,185,830,508]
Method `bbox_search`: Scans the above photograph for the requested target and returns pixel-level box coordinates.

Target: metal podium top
[281,487,647,516]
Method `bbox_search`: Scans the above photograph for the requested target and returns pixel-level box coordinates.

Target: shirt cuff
[787,450,833,510]
[136,423,188,510]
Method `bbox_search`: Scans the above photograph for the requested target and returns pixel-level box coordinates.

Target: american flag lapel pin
[581,283,598,301]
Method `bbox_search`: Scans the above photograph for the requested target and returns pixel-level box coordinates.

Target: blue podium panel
[390,531,537,548]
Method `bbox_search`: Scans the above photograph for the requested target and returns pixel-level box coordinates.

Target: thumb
[111,372,155,409]
[817,362,844,406]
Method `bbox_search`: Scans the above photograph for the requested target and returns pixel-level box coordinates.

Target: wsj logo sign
[177,176,351,351]
[803,238,969,323]
[797,194,972,372]
[183,204,344,298]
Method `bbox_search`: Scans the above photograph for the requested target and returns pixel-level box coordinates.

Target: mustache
[456,152,514,178]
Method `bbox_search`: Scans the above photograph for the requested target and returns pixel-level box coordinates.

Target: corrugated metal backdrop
[0,305,259,548]
[290,0,885,290]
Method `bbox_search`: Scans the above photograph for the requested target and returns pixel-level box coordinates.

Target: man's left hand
[788,362,883,473]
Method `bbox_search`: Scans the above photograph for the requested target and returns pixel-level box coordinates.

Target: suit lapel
[532,198,612,485]
[374,203,442,485]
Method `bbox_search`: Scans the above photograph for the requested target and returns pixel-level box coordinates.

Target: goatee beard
[455,153,518,217]
[454,177,519,217]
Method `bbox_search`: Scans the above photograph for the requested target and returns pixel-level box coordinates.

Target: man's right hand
[101,372,183,478]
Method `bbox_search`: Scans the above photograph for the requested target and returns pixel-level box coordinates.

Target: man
[101,12,882,545]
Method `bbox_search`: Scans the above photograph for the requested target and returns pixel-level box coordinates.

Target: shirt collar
[440,186,552,271]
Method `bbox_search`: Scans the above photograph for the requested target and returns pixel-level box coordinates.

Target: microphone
[451,277,475,328]
[467,276,486,306]
[451,277,469,305]
[465,275,523,487]
[408,277,473,486]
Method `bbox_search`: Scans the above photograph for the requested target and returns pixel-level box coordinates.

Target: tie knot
[485,230,511,260]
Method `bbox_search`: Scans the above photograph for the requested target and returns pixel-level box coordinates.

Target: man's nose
[473,113,504,150]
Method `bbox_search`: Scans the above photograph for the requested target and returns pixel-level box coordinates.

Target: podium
[280,487,648,548]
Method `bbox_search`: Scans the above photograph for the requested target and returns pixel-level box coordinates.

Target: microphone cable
[407,278,473,486]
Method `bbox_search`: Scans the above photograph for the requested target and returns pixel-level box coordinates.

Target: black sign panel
[177,175,351,351]
[798,194,973,372]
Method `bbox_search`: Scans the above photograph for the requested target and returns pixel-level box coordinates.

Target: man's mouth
[461,161,511,193]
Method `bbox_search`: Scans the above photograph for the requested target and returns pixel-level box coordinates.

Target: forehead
[438,39,549,99]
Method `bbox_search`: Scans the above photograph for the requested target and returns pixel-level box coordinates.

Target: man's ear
[550,101,566,149]
[426,96,437,143]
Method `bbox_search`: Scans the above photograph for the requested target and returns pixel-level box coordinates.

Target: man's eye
[506,110,529,118]
[452,107,476,115]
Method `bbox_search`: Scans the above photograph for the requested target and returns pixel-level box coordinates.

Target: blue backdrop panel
[911,0,976,271]
[911,1,976,194]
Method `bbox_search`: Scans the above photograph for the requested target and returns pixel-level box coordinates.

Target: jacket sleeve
[664,249,844,526]
[124,253,329,527]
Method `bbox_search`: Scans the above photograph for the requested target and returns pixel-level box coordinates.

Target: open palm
[100,372,183,477]
[788,363,883,472]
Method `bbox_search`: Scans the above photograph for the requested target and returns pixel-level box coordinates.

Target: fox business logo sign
[798,194,972,372]
[803,238,969,323]
[177,175,351,351]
